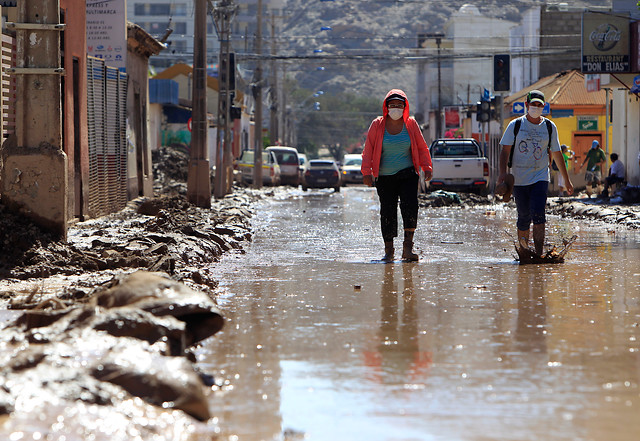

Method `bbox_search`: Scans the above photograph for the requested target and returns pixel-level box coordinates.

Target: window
[174,22,187,34]
[134,4,148,15]
[430,141,480,157]
[150,4,171,15]
[173,3,188,16]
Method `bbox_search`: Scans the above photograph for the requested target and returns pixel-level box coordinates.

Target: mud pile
[0,271,223,440]
[419,190,493,208]
[152,144,190,196]
[548,197,640,229]
[0,194,254,297]
[1,144,259,298]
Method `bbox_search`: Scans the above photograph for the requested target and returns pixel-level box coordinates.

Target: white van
[266,146,300,186]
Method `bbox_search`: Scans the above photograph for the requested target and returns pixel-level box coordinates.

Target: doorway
[572,133,602,171]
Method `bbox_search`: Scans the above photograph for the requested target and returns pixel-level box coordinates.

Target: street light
[422,32,444,139]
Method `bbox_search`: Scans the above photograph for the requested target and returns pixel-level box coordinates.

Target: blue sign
[631,75,640,94]
[512,102,550,115]
[512,102,525,114]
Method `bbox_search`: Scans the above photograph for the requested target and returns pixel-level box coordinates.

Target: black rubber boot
[381,241,394,262]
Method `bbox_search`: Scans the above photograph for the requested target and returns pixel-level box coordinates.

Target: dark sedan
[302,159,341,192]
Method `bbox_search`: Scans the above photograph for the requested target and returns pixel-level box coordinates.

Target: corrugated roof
[504,69,606,107]
[153,63,220,91]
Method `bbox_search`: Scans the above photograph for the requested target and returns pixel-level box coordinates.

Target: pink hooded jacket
[361,89,432,178]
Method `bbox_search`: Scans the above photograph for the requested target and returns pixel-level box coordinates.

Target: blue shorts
[513,180,548,231]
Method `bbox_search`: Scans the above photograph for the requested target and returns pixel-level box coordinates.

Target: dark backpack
[507,117,553,169]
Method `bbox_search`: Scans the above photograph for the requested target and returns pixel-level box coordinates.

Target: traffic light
[477,100,490,122]
[220,52,236,91]
[493,54,510,92]
[490,96,499,120]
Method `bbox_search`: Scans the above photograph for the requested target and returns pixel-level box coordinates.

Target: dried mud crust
[0,144,263,300]
[0,194,256,298]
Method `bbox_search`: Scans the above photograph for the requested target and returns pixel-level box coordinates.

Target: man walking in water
[497,90,573,256]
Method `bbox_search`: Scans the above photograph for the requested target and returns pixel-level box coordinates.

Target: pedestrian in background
[361,89,432,262]
[601,152,625,198]
[557,144,574,196]
[497,89,573,256]
[580,140,606,197]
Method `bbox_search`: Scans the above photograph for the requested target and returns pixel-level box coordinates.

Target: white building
[417,4,516,140]
[509,8,541,93]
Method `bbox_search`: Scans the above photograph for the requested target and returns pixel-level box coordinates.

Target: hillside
[279,0,611,100]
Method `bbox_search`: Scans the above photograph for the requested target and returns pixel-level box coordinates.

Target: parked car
[234,149,281,186]
[302,159,341,192]
[340,153,363,185]
[266,146,300,186]
[428,138,489,195]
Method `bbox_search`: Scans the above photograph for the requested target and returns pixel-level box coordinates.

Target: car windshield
[344,158,362,166]
[274,152,298,165]
[431,142,479,157]
[310,161,335,168]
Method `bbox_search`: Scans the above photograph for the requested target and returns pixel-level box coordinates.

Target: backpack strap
[507,117,522,169]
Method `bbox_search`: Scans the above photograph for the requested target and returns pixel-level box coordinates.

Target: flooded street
[199,187,640,441]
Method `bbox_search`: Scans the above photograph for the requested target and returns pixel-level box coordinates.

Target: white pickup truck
[428,138,489,195]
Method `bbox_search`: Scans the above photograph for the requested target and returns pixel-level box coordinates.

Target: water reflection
[367,264,431,383]
[515,267,547,354]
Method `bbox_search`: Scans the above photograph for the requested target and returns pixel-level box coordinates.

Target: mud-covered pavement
[1,145,640,440]
[198,186,640,441]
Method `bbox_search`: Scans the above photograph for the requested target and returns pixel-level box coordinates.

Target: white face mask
[527,105,543,119]
[388,108,404,120]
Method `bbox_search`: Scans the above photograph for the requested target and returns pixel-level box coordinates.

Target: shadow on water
[200,187,640,441]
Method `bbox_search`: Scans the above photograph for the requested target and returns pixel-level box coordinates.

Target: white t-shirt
[610,159,625,179]
[499,116,561,186]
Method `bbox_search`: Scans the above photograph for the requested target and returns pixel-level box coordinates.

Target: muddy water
[199,187,640,441]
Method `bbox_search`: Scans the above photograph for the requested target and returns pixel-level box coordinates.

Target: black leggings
[375,167,419,242]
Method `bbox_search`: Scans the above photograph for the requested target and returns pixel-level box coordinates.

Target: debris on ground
[515,235,578,265]
[0,271,222,438]
[419,190,492,208]
[548,195,640,229]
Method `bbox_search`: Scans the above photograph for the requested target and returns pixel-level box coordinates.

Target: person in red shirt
[361,89,432,262]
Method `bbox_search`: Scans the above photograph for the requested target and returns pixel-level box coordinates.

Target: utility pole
[253,0,264,187]
[1,0,68,239]
[423,33,444,139]
[188,0,212,207]
[213,0,237,196]
[435,34,443,139]
[269,14,278,144]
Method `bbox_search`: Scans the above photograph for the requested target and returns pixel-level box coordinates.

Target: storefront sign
[577,116,598,131]
[585,74,601,92]
[444,106,460,128]
[582,12,630,74]
[86,0,127,72]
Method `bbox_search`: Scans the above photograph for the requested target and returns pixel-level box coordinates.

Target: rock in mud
[0,271,223,437]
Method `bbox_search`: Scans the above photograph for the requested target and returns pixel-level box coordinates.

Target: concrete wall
[126,50,154,198]
[539,9,583,78]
